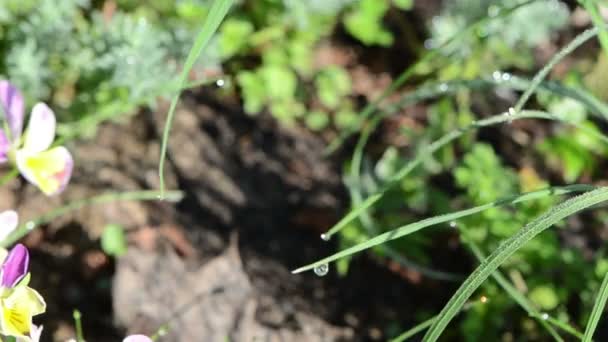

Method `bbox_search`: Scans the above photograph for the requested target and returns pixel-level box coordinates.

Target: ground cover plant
[4,0,608,341]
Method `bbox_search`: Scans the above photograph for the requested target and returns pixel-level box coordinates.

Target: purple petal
[123,335,153,342]
[0,81,24,141]
[0,131,9,163]
[1,243,29,288]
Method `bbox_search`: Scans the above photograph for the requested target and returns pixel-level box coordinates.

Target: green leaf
[343,0,393,46]
[261,65,297,100]
[237,71,266,114]
[101,224,128,257]
[219,17,254,58]
[305,110,329,131]
[393,0,413,10]
[315,66,351,109]
[529,285,560,310]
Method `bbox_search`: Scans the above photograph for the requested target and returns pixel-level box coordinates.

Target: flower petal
[123,335,153,342]
[0,244,29,288]
[0,302,31,337]
[16,146,73,196]
[16,324,43,342]
[22,103,55,153]
[0,286,44,338]
[0,131,9,163]
[5,285,46,316]
[0,81,24,140]
[0,210,18,243]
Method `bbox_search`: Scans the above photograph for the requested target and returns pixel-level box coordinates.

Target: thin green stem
[0,190,183,248]
[73,309,85,342]
[583,268,608,341]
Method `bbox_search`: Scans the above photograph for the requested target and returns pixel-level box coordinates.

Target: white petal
[0,210,18,242]
[22,103,56,153]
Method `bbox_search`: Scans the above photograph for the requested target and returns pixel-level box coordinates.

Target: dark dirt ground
[0,89,471,342]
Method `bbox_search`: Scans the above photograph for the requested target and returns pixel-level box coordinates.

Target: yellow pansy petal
[16,146,73,196]
[5,286,46,317]
[1,304,31,337]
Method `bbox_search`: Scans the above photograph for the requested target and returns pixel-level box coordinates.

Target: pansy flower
[0,244,46,341]
[0,81,73,196]
[123,334,153,342]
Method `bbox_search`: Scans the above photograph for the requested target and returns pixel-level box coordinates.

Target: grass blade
[292,184,594,274]
[580,0,608,57]
[514,27,598,113]
[582,267,608,341]
[423,187,608,341]
[466,241,574,341]
[391,316,436,342]
[1,190,183,247]
[323,109,571,239]
[158,0,234,197]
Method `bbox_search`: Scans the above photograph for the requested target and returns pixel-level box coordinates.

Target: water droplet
[449,221,458,229]
[320,233,330,241]
[492,71,502,82]
[480,295,488,303]
[541,313,549,320]
[438,83,449,92]
[501,73,512,81]
[25,221,36,230]
[216,79,225,87]
[508,107,517,116]
[156,194,165,201]
[314,264,329,277]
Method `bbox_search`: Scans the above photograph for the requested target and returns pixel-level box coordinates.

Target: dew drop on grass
[314,263,329,277]
[156,194,165,201]
[492,71,502,82]
[216,79,225,87]
[25,221,36,230]
[541,313,549,320]
[320,233,330,241]
[501,73,512,81]
[506,107,517,124]
[449,221,458,229]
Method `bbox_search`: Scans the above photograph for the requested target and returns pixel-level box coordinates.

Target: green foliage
[101,224,128,257]
[0,0,215,125]
[344,0,393,46]
[223,0,363,130]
